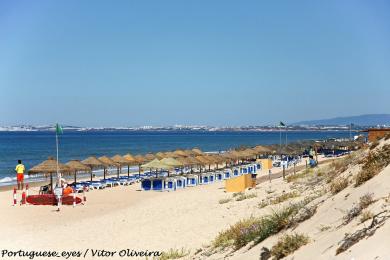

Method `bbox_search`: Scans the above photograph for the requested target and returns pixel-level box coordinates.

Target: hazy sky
[0,1,389,127]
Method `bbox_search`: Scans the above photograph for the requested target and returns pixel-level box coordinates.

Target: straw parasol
[163,151,176,158]
[253,145,273,154]
[99,156,119,179]
[173,149,188,157]
[195,155,214,171]
[123,153,138,176]
[123,153,137,164]
[192,148,204,155]
[141,159,172,169]
[175,157,192,166]
[154,152,166,160]
[66,160,91,183]
[144,153,156,161]
[81,156,106,181]
[28,156,72,191]
[134,154,146,175]
[111,154,129,177]
[160,157,184,167]
[184,149,196,156]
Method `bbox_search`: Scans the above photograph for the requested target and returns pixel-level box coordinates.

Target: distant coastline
[0,125,365,132]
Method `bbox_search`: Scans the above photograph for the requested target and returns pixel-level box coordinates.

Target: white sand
[1,154,370,260]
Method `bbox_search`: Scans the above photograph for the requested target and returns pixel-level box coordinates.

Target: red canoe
[26,194,82,205]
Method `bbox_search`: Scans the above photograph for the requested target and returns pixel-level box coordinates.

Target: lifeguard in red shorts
[15,160,25,190]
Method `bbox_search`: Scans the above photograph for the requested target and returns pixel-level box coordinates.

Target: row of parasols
[27,146,275,190]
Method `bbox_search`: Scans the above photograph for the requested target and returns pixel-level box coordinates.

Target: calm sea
[0,130,352,185]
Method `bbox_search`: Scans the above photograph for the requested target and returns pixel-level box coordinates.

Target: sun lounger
[186,174,198,187]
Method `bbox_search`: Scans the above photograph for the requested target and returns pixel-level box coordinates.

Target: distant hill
[293,114,390,126]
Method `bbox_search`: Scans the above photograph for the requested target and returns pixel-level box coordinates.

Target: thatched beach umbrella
[144,153,156,161]
[134,155,147,176]
[141,158,173,177]
[123,153,137,176]
[66,160,91,183]
[184,149,196,156]
[111,154,129,177]
[176,157,191,166]
[28,156,72,191]
[163,151,176,158]
[173,149,188,157]
[195,156,213,172]
[141,159,171,169]
[192,148,204,156]
[253,145,272,155]
[155,152,166,160]
[99,156,119,179]
[210,154,227,169]
[82,156,106,181]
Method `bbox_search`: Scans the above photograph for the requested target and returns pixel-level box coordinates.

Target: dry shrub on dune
[271,233,309,260]
[212,196,319,251]
[355,144,390,187]
[330,177,348,195]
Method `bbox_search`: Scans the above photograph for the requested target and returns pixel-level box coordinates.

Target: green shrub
[286,169,312,182]
[271,233,309,260]
[270,191,300,204]
[219,198,232,204]
[160,248,189,260]
[212,201,308,250]
[235,193,257,201]
[232,192,243,198]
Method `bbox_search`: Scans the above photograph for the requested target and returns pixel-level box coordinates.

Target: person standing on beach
[15,160,25,190]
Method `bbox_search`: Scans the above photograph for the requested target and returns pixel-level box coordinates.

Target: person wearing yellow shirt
[15,160,25,190]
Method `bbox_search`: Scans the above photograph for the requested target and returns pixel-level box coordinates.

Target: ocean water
[0,130,352,185]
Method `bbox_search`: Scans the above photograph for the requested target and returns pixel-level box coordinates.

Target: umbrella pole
[138,164,141,177]
[74,171,77,184]
[117,167,119,178]
[50,173,53,193]
[127,165,130,177]
[104,168,106,180]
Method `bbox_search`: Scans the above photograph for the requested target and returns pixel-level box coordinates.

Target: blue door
[153,180,163,190]
[142,180,151,190]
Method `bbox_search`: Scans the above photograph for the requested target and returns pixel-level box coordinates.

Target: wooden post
[74,171,77,183]
[103,168,106,180]
[50,173,53,193]
[127,165,130,177]
[293,162,296,175]
[268,169,271,183]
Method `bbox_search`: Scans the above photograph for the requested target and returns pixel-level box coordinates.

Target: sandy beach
[0,156,329,259]
[2,146,389,260]
[0,158,305,254]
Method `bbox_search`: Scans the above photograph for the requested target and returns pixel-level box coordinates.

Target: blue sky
[0,1,389,127]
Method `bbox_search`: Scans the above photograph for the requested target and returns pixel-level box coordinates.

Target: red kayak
[26,194,82,205]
